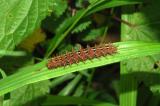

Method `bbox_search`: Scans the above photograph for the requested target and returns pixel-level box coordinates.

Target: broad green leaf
[126,57,156,71]
[121,0,160,73]
[121,0,160,42]
[121,0,160,105]
[10,80,50,106]
[41,0,67,33]
[0,41,160,96]
[0,0,54,54]
[121,2,160,63]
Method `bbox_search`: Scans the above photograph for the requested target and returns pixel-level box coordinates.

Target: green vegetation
[0,0,160,106]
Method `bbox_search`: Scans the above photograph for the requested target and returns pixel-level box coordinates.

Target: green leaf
[86,0,141,16]
[0,50,26,56]
[10,80,50,106]
[73,83,84,97]
[89,0,99,4]
[0,68,7,79]
[145,68,160,93]
[121,3,160,41]
[0,0,54,54]
[3,100,10,106]
[0,68,6,106]
[126,57,156,71]
[52,0,67,17]
[0,41,160,96]
[120,64,138,106]
[72,21,91,34]
[121,1,160,105]
[82,27,105,41]
[42,95,117,106]
[58,74,82,96]
[0,96,3,106]
[50,74,75,88]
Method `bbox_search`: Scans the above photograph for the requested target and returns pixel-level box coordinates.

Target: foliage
[0,0,54,53]
[121,0,160,106]
[0,0,160,106]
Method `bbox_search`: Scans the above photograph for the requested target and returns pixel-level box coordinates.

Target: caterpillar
[47,43,117,69]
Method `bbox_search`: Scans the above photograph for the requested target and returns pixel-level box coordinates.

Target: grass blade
[0,41,160,96]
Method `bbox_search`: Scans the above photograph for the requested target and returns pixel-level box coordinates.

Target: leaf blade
[0,41,160,96]
[0,0,54,54]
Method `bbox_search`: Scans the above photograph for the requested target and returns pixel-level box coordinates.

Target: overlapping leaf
[0,0,54,53]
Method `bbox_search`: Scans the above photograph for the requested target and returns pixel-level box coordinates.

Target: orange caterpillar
[47,43,117,69]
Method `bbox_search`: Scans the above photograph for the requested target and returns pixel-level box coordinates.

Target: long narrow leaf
[42,95,116,106]
[0,41,160,96]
